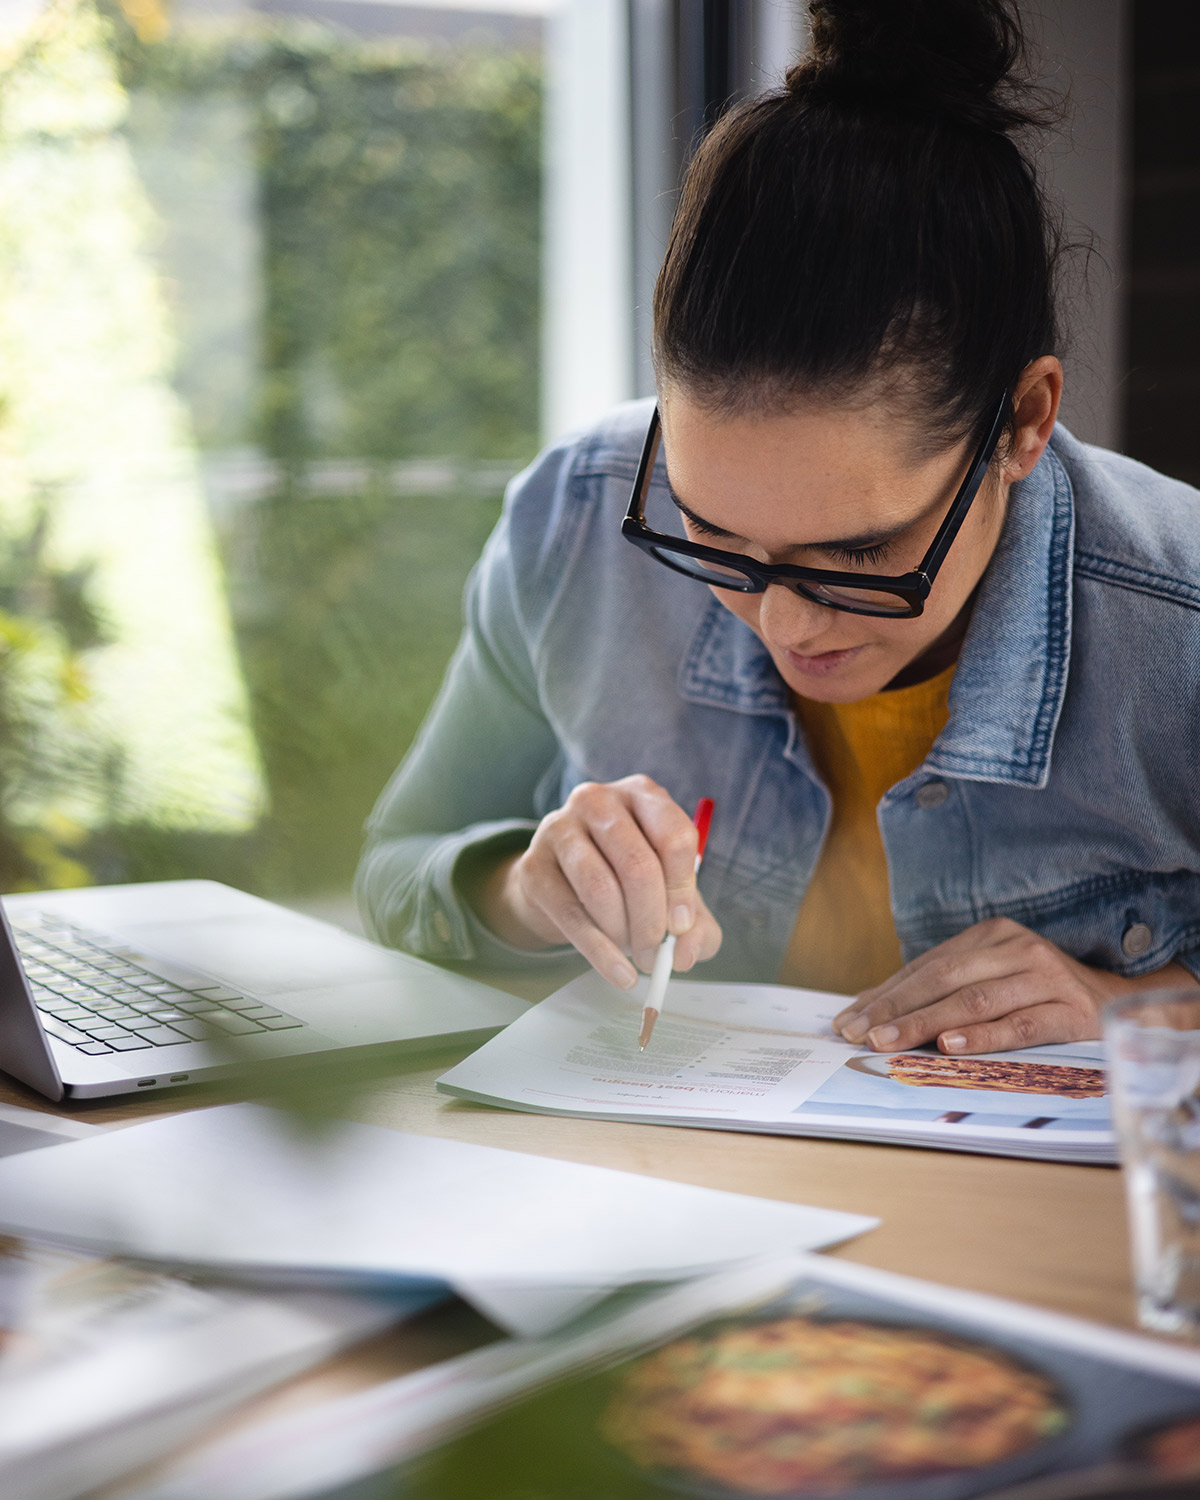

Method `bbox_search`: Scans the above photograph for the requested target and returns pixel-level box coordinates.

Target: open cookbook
[119,1254,1200,1500]
[438,973,1115,1164]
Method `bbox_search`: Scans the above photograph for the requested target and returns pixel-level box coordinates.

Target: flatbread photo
[879,1055,1107,1100]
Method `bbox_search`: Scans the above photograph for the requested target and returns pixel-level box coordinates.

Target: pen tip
[638,1008,658,1050]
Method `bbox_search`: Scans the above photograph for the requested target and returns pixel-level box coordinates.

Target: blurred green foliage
[0,505,114,892]
[72,8,541,897]
[112,16,541,463]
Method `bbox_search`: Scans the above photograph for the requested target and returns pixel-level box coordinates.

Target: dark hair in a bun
[654,0,1062,447]
[800,0,1035,132]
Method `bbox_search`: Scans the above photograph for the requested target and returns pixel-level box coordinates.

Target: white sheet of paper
[0,1103,97,1158]
[0,1103,875,1335]
[440,973,855,1121]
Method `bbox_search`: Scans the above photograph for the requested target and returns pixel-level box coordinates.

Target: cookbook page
[438,972,1112,1139]
[439,972,852,1123]
[381,1259,1200,1500]
[202,1255,1200,1500]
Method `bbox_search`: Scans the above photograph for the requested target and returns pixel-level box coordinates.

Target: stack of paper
[0,1238,404,1500]
[437,973,1117,1164]
[0,1102,876,1336]
[0,1101,97,1157]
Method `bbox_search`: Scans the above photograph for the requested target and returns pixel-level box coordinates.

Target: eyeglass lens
[641,481,914,615]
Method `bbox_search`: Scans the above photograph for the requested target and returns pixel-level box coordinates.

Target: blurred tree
[101,11,542,895]
[0,503,112,892]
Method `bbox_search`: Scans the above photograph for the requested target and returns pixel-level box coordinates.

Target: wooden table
[0,963,1140,1494]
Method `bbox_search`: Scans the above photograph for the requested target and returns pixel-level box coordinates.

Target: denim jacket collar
[677,435,1076,790]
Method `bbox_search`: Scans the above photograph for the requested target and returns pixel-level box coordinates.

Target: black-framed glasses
[621,395,1010,618]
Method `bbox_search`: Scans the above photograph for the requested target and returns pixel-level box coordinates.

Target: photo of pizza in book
[880,1056,1107,1099]
[1131,1412,1200,1477]
[599,1314,1069,1496]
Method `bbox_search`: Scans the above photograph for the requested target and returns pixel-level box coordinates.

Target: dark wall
[1125,0,1200,487]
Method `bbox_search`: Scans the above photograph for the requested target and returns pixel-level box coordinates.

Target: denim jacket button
[915,780,949,809]
[1121,922,1153,958]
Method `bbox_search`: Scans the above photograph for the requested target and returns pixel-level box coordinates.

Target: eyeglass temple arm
[626,406,662,521]
[916,396,1012,584]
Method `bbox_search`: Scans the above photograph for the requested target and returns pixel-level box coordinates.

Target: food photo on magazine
[145,1256,1200,1500]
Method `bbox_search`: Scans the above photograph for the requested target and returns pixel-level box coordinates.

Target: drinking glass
[1105,990,1200,1336]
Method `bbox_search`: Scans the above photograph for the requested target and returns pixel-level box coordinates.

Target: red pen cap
[693,798,714,861]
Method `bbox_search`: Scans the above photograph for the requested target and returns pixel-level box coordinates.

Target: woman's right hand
[470,775,723,989]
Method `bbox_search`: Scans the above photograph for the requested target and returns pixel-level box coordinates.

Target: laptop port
[137,1079,156,1087]
[169,1074,188,1082]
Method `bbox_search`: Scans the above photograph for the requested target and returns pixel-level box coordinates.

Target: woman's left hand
[832,917,1199,1054]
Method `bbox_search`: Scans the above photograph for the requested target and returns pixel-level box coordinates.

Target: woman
[356,0,1200,1057]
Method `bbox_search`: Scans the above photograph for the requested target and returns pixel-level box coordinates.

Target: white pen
[638,798,714,1050]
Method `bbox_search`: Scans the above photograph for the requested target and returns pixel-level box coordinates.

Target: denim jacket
[356,399,1200,986]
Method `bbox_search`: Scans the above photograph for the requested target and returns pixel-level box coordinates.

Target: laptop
[0,880,530,1100]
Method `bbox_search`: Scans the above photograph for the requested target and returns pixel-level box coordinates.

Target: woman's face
[658,362,1062,702]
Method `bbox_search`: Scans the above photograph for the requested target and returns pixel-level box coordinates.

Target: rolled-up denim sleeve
[354,459,575,968]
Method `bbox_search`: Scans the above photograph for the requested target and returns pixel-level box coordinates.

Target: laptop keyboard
[9,913,305,1055]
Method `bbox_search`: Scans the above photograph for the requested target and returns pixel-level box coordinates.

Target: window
[0,0,543,904]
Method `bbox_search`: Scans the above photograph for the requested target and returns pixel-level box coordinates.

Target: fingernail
[868,1025,899,1047]
[671,905,694,935]
[610,962,637,990]
[841,1015,869,1042]
[941,1032,967,1052]
[634,949,658,973]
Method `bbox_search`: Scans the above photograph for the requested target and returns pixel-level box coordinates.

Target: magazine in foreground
[437,972,1115,1164]
[118,1254,1200,1500]
[0,1236,424,1500]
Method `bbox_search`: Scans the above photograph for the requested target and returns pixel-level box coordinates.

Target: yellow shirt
[778,664,955,996]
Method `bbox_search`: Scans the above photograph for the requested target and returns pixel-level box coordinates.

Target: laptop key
[168,1018,220,1041]
[259,1015,303,1030]
[124,961,220,989]
[106,1035,153,1051]
[191,987,245,1002]
[132,1025,189,1046]
[76,1042,114,1055]
[42,1019,90,1045]
[206,1013,264,1035]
